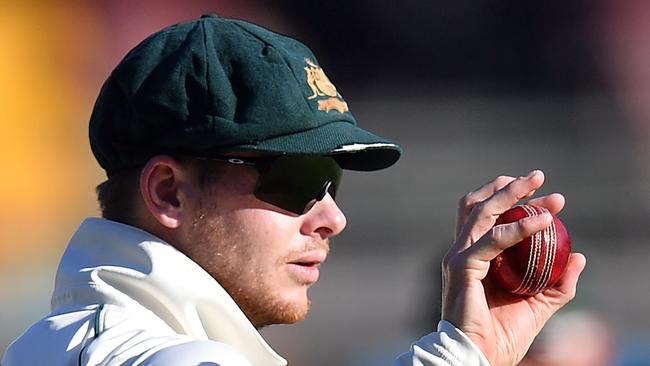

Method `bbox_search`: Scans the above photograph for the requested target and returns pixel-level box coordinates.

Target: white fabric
[3,218,490,366]
[3,218,285,366]
[392,321,491,366]
[332,142,399,152]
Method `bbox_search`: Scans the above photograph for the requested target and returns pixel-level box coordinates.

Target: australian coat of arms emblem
[304,58,349,113]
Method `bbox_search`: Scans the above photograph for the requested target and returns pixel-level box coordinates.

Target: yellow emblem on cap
[318,98,349,113]
[304,58,349,113]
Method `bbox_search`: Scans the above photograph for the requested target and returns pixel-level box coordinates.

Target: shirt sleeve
[392,320,491,366]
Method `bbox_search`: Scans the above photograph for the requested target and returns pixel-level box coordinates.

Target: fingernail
[527,170,541,178]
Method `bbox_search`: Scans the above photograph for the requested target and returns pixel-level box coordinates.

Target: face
[178,162,347,328]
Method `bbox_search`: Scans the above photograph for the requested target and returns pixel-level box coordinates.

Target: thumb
[550,252,587,303]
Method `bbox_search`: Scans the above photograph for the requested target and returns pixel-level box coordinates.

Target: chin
[254,292,312,327]
[278,289,312,323]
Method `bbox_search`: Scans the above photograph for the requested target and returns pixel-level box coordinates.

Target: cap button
[201,13,219,19]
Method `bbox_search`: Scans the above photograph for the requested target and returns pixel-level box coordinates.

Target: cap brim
[229,121,401,171]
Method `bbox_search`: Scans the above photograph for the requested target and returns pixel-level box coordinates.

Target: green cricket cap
[89,14,401,177]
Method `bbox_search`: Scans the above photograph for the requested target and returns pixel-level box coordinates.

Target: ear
[140,155,196,229]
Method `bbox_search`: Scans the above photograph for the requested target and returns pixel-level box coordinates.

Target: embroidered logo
[304,58,349,113]
[318,98,348,113]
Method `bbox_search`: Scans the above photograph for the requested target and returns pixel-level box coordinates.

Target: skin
[137,155,346,328]
[135,156,585,364]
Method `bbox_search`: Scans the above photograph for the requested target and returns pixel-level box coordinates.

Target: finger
[456,170,545,247]
[456,175,516,237]
[480,170,545,217]
[463,212,553,263]
[526,193,566,215]
[548,252,587,301]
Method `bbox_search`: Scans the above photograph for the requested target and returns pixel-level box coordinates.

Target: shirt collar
[52,217,286,366]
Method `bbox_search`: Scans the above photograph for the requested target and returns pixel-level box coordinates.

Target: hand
[441,170,587,366]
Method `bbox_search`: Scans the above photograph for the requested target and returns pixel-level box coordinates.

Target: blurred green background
[2,1,650,365]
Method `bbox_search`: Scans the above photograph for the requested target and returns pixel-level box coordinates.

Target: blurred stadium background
[2,1,650,365]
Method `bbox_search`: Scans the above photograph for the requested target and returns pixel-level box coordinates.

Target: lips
[287,251,327,284]
[289,251,327,266]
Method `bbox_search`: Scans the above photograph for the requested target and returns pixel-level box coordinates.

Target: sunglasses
[200,155,342,215]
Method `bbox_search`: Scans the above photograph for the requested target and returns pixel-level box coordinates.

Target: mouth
[287,251,327,284]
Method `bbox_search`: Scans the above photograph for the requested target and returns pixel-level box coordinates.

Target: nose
[300,193,347,239]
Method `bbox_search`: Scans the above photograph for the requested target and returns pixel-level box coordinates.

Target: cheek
[230,210,304,275]
[236,210,297,258]
[196,185,308,286]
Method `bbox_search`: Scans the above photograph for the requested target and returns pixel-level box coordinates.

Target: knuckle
[567,290,577,301]
[516,218,529,232]
[488,226,503,247]
[474,201,490,218]
[564,284,577,301]
[488,225,517,253]
[441,253,452,269]
[517,215,546,236]
[458,193,476,209]
[442,249,459,267]
[441,259,451,275]
[495,175,512,185]
[442,251,463,271]
[556,289,576,305]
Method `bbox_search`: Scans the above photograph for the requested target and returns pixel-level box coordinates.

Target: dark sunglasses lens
[254,156,342,214]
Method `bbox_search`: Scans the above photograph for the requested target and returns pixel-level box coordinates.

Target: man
[2,14,585,366]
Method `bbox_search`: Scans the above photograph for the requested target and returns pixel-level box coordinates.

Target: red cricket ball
[490,205,571,296]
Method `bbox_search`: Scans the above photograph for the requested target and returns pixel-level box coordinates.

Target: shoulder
[134,339,252,366]
[2,308,96,366]
[3,305,251,366]
[80,305,252,365]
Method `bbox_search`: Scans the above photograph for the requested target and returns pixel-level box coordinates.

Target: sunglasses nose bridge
[299,182,347,238]
[316,180,332,202]
[301,180,334,214]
